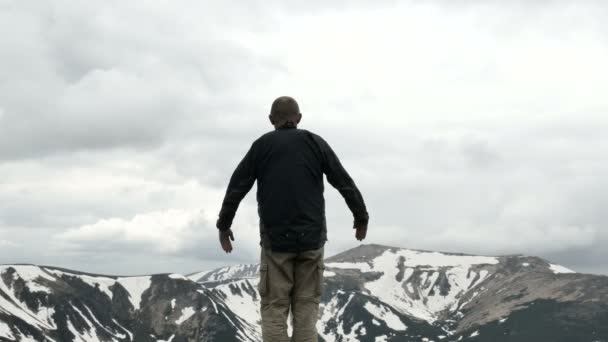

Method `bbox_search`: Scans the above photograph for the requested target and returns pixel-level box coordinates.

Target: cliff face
[1,244,607,342]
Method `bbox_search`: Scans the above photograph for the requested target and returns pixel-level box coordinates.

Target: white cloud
[0,239,19,247]
[56,208,207,254]
[51,206,262,271]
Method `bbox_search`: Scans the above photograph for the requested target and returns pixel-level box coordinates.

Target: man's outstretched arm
[319,138,369,240]
[216,142,257,252]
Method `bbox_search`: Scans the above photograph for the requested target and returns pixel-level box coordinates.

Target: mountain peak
[326,243,505,264]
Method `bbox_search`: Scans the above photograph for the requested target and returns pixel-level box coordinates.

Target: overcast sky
[1,0,607,276]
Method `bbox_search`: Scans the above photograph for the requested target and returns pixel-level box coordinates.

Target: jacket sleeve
[216,141,257,231]
[320,137,369,229]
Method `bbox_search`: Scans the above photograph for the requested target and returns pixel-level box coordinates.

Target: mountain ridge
[0,243,581,279]
[1,244,607,341]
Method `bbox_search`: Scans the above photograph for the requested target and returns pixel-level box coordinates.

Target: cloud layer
[1,0,607,275]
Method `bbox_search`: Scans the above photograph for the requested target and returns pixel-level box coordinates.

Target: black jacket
[216,125,369,252]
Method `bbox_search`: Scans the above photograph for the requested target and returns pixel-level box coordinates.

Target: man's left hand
[355,225,367,241]
[219,229,235,253]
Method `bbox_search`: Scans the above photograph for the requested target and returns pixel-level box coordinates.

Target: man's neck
[275,121,297,129]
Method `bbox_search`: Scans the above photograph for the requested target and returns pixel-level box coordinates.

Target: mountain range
[1,244,607,342]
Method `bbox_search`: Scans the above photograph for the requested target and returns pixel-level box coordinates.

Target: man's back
[217,124,368,252]
[255,126,329,252]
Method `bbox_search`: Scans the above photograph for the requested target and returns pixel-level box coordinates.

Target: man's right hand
[355,226,367,241]
[219,229,235,253]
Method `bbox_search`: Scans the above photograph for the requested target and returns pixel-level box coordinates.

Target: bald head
[269,96,302,128]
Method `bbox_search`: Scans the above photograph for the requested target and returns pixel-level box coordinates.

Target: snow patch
[0,321,14,339]
[66,316,100,342]
[549,263,575,274]
[168,273,187,280]
[82,304,126,339]
[328,249,499,270]
[157,335,175,342]
[116,276,152,309]
[196,264,258,282]
[112,319,133,341]
[46,268,116,300]
[1,265,55,294]
[186,270,212,282]
[342,249,496,323]
[364,302,407,331]
[213,279,260,331]
[0,277,57,330]
[324,270,336,277]
[175,307,196,325]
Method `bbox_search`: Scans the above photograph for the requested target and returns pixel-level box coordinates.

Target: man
[215,96,369,342]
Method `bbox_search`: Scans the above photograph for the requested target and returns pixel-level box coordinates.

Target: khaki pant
[258,246,325,342]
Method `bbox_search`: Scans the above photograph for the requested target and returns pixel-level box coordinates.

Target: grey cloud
[0,1,283,161]
[1,0,608,276]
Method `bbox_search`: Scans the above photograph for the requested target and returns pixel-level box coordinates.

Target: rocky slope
[1,244,607,341]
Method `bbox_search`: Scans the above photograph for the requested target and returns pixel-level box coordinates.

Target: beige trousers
[258,246,325,342]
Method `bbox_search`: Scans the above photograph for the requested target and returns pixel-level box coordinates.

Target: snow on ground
[214,279,260,327]
[82,304,126,340]
[549,263,575,274]
[116,276,152,309]
[0,265,153,336]
[168,273,187,280]
[331,294,358,340]
[195,264,259,282]
[0,321,14,339]
[71,303,102,341]
[325,261,374,272]
[23,267,153,309]
[13,328,41,342]
[186,270,212,282]
[330,249,497,322]
[364,302,407,331]
[14,266,55,281]
[66,316,102,342]
[197,290,218,313]
[457,290,480,311]
[212,278,263,341]
[157,335,175,342]
[317,293,347,342]
[327,249,499,271]
[2,265,55,294]
[0,275,57,330]
[45,268,116,300]
[340,321,364,341]
[175,307,196,325]
[112,319,133,341]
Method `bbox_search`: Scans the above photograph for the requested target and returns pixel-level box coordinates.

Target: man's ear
[268,114,274,124]
[296,113,302,123]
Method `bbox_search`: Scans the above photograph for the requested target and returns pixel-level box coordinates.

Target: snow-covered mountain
[1,244,607,341]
